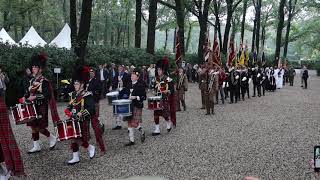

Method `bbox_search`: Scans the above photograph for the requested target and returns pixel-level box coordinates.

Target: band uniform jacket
[176,73,188,93]
[87,77,101,103]
[199,70,208,91]
[130,80,146,109]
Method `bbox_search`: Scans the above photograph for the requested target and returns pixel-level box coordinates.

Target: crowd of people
[0,53,311,179]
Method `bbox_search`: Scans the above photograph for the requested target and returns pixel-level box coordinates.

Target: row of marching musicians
[8,53,184,171]
[198,61,283,115]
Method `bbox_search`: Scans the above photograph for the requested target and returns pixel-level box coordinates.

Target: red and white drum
[55,119,82,141]
[147,96,162,110]
[11,102,38,125]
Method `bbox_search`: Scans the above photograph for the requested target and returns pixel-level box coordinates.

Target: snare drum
[11,102,38,125]
[55,119,82,141]
[106,91,119,104]
[148,96,162,110]
[112,99,132,117]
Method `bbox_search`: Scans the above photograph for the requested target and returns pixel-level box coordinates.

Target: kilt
[128,107,142,128]
[0,97,25,176]
[154,99,170,118]
[27,103,49,129]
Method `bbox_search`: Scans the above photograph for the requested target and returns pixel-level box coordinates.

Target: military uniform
[199,69,208,109]
[205,71,218,115]
[176,72,188,111]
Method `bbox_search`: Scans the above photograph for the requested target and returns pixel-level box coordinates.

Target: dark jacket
[87,77,101,103]
[130,80,146,108]
[302,69,309,79]
[96,68,108,81]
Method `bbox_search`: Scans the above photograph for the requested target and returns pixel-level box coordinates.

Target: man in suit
[302,65,309,89]
[96,64,108,99]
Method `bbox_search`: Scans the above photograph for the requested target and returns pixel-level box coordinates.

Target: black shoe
[152,132,161,136]
[100,123,105,133]
[140,132,146,143]
[205,113,210,115]
[112,126,122,130]
[229,102,233,104]
[167,128,172,132]
[183,106,186,111]
[124,141,135,146]
[252,95,256,97]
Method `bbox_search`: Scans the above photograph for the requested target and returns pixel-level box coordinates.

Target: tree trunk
[251,19,256,52]
[255,0,261,56]
[274,0,286,65]
[70,0,78,50]
[76,0,93,65]
[260,17,266,52]
[164,29,168,51]
[283,0,297,59]
[63,0,68,23]
[173,28,176,53]
[185,24,192,53]
[222,1,233,54]
[104,15,109,46]
[197,0,211,62]
[146,0,157,54]
[213,1,223,51]
[240,0,248,43]
[135,0,142,48]
[175,0,185,57]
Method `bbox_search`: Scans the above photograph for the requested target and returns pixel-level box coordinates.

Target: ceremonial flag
[244,41,249,66]
[228,40,236,67]
[175,27,182,67]
[239,42,245,66]
[212,31,221,66]
[203,28,211,62]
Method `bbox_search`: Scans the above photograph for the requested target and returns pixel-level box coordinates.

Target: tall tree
[212,0,224,51]
[240,0,248,43]
[253,0,262,56]
[146,0,157,54]
[222,0,243,54]
[157,0,186,57]
[275,0,286,65]
[189,0,212,62]
[70,0,94,65]
[135,0,142,48]
[283,0,298,59]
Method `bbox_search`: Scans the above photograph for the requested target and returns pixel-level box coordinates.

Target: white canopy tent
[49,23,71,49]
[0,28,16,45]
[19,26,47,47]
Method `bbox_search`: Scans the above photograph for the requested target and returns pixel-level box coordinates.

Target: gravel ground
[10,76,320,180]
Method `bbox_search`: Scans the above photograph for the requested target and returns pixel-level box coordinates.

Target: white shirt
[148,67,155,77]
[100,69,105,81]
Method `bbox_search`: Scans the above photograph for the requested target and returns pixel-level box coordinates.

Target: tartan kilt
[154,99,170,118]
[0,97,25,176]
[27,103,48,129]
[128,107,142,128]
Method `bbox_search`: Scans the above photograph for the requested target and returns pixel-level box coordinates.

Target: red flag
[212,31,221,65]
[203,28,211,62]
[175,28,182,67]
[228,40,236,67]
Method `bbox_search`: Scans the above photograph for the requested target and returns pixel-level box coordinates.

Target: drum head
[112,99,132,105]
[148,96,162,100]
[107,91,119,97]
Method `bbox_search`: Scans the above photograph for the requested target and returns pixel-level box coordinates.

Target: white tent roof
[49,23,71,49]
[0,28,16,45]
[19,26,47,47]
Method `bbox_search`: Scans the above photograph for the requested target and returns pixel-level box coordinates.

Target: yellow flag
[239,50,245,65]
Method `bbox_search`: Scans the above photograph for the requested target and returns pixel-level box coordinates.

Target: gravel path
[11,76,320,180]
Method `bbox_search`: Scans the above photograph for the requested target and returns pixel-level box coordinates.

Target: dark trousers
[100,80,106,99]
[253,83,257,96]
[229,87,236,103]
[235,85,240,102]
[289,77,294,86]
[257,85,262,97]
[241,86,249,100]
[303,78,308,88]
[216,87,225,104]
